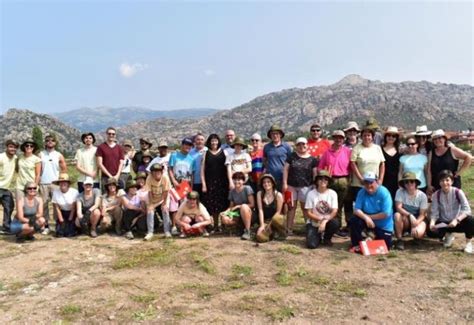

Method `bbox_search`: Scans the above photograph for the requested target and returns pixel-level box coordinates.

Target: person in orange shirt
[307,123,331,163]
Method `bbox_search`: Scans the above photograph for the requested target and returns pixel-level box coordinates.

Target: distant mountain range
[53,107,220,132]
[2,75,473,153]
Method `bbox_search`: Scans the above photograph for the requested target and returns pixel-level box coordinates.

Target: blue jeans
[0,188,14,231]
[349,216,393,249]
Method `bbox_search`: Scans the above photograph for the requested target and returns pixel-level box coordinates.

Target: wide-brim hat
[53,173,71,185]
[314,169,333,185]
[125,180,138,190]
[343,121,361,132]
[431,129,448,140]
[259,173,277,189]
[139,137,153,147]
[398,172,421,187]
[123,139,133,147]
[412,125,432,136]
[231,136,248,149]
[4,139,19,147]
[81,132,96,144]
[158,140,168,148]
[141,150,153,159]
[384,126,400,136]
[104,177,118,187]
[365,117,380,130]
[20,139,38,152]
[270,213,286,235]
[135,171,148,180]
[150,163,164,172]
[267,124,285,139]
[332,130,345,138]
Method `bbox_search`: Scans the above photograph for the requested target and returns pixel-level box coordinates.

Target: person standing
[0,140,19,233]
[75,132,99,192]
[249,133,264,194]
[190,133,208,196]
[307,123,331,163]
[96,127,125,189]
[225,137,252,189]
[263,125,292,191]
[381,127,401,201]
[169,137,195,187]
[132,137,154,173]
[39,134,67,235]
[147,140,171,175]
[120,139,134,185]
[343,121,360,149]
[16,139,41,198]
[222,129,236,154]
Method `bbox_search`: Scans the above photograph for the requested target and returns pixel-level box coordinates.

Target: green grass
[463,268,474,280]
[464,166,474,208]
[279,245,303,255]
[60,304,82,320]
[231,264,253,277]
[266,306,295,321]
[131,294,157,304]
[132,306,156,321]
[112,243,178,270]
[192,253,217,275]
[275,269,293,286]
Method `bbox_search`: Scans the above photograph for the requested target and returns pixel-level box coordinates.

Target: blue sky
[1,1,472,114]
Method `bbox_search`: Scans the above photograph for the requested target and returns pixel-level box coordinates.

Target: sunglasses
[404,180,416,184]
[27,187,37,190]
[407,143,416,146]
[311,129,321,132]
[46,139,55,142]
[24,144,34,148]
[386,134,397,138]
[107,132,116,136]
[250,139,259,142]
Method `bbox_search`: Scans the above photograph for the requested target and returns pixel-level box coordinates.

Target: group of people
[0,120,472,254]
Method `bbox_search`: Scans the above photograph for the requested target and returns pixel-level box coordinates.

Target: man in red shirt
[96,127,125,189]
[307,123,331,163]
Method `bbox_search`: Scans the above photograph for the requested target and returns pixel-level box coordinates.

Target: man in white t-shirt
[304,170,339,248]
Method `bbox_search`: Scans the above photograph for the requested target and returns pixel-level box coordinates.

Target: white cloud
[204,69,216,77]
[119,62,149,78]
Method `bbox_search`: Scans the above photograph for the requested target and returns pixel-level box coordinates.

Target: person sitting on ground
[220,172,255,240]
[225,136,252,189]
[135,171,149,203]
[76,177,101,237]
[175,191,212,238]
[145,163,171,240]
[122,180,147,240]
[393,172,428,250]
[255,174,285,242]
[304,170,340,249]
[10,182,45,242]
[429,170,473,254]
[349,171,394,252]
[100,178,124,236]
[52,173,79,237]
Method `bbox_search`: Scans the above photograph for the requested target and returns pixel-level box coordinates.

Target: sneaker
[286,229,294,236]
[241,229,251,240]
[349,245,361,254]
[124,231,134,240]
[202,230,209,237]
[171,226,179,236]
[144,233,154,241]
[335,229,349,238]
[394,239,405,251]
[179,232,187,238]
[443,233,455,248]
[464,241,473,254]
[41,228,50,235]
[164,231,172,238]
[90,230,98,238]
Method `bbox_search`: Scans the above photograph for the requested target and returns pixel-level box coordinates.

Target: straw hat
[412,125,432,136]
[384,126,400,135]
[343,121,361,132]
[53,173,71,185]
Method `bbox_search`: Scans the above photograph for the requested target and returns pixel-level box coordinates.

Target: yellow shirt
[145,174,170,204]
[0,153,17,190]
[74,146,98,182]
[350,144,385,187]
[16,154,41,190]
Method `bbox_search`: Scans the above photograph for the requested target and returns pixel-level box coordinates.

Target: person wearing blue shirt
[263,125,292,191]
[169,137,195,188]
[349,171,394,251]
[190,133,207,196]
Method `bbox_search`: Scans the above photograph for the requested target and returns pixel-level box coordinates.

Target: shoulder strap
[454,188,461,204]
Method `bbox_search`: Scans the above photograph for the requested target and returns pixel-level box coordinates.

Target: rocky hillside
[54,107,220,132]
[0,109,82,154]
[117,75,474,145]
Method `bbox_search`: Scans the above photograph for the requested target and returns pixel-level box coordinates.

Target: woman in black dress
[382,126,401,201]
[201,134,229,230]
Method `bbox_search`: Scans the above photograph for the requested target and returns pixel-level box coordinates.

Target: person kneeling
[10,182,46,242]
[175,191,212,238]
[220,172,255,240]
[429,170,473,254]
[393,172,428,250]
[304,171,340,249]
[349,172,394,252]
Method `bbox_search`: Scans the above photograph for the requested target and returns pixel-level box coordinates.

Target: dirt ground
[0,211,473,324]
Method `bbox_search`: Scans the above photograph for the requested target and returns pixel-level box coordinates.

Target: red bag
[359,239,389,256]
[170,180,191,201]
[284,190,293,208]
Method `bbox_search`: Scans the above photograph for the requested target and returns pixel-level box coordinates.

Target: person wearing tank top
[427,130,472,194]
[255,174,284,243]
[10,182,45,241]
[39,134,67,234]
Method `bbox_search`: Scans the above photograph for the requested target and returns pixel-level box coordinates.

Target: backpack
[436,188,461,204]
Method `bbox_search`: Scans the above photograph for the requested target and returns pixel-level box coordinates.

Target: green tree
[32,126,44,153]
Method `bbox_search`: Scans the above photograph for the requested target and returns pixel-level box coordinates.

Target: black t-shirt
[286,153,317,187]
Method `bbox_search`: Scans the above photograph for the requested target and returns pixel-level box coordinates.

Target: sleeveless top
[204,149,227,179]
[40,150,61,184]
[382,148,401,199]
[23,197,39,220]
[262,193,277,221]
[430,147,459,189]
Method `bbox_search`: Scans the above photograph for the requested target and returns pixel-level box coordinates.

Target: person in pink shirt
[318,130,351,237]
[307,123,331,163]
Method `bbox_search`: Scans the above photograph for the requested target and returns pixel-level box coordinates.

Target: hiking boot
[202,230,210,238]
[335,229,349,238]
[171,226,179,236]
[241,229,251,240]
[124,231,134,240]
[394,239,405,251]
[464,241,473,254]
[90,230,98,238]
[164,231,172,238]
[144,233,154,241]
[443,233,455,248]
